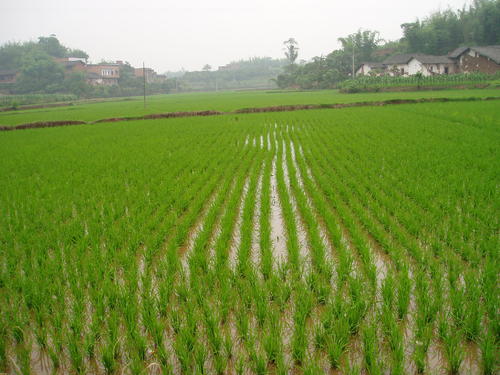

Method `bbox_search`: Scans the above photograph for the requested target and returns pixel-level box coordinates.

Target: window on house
[444,67,449,74]
[400,68,405,74]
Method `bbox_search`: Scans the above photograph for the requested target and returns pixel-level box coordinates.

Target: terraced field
[0,99,498,374]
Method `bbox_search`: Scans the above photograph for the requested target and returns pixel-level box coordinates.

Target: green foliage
[15,49,65,93]
[339,71,500,92]
[401,0,500,55]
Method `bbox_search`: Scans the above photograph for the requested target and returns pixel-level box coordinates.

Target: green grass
[0,99,498,374]
[0,87,498,126]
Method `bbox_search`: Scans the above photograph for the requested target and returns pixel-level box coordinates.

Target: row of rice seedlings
[294,122,462,369]
[339,121,489,266]
[18,129,235,369]
[295,132,377,292]
[274,139,301,274]
[334,122,494,372]
[315,123,439,266]
[283,133,331,285]
[70,130,246,373]
[104,143,241,373]
[170,147,259,374]
[289,131,354,287]
[258,147,274,279]
[212,155,258,272]
[236,157,265,278]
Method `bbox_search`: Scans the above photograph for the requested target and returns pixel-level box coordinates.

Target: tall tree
[283,38,299,65]
[338,29,382,63]
[15,49,65,93]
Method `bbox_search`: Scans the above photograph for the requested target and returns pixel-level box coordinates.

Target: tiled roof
[472,46,500,64]
[448,45,500,64]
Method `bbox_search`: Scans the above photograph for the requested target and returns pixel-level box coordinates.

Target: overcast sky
[1,0,472,73]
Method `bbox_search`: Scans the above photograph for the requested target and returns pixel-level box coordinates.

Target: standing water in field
[270,156,287,265]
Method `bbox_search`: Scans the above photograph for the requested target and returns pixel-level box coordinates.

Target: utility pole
[143,62,146,109]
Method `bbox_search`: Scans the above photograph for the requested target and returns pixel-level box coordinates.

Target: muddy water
[251,170,263,267]
[270,156,288,265]
[289,140,335,267]
[365,231,389,289]
[228,178,250,269]
[281,140,310,269]
[179,189,219,273]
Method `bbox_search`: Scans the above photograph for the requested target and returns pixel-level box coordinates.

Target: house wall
[67,62,87,74]
[386,64,410,76]
[87,77,119,86]
[408,59,428,75]
[86,65,120,79]
[135,68,156,83]
[458,52,500,73]
[0,72,18,83]
[356,65,371,75]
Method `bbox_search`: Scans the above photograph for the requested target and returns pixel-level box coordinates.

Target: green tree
[338,29,382,63]
[37,35,67,58]
[63,72,89,96]
[15,49,65,93]
[67,49,89,61]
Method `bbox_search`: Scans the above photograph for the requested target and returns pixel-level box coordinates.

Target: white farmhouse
[382,54,456,76]
[409,55,456,76]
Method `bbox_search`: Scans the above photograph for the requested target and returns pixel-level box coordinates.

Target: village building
[134,67,157,83]
[85,63,120,85]
[356,45,500,77]
[54,57,87,75]
[449,45,500,73]
[381,54,456,76]
[0,70,18,84]
[407,55,456,75]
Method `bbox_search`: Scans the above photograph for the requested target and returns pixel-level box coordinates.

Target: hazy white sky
[1,0,472,73]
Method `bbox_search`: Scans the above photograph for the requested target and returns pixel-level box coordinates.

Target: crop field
[0,98,498,375]
[1,88,500,126]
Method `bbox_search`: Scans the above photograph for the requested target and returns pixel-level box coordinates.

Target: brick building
[134,67,157,83]
[54,58,87,75]
[0,70,18,84]
[85,63,120,85]
[449,46,500,73]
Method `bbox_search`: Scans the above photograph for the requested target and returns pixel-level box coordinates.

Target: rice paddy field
[1,88,500,126]
[0,90,499,375]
